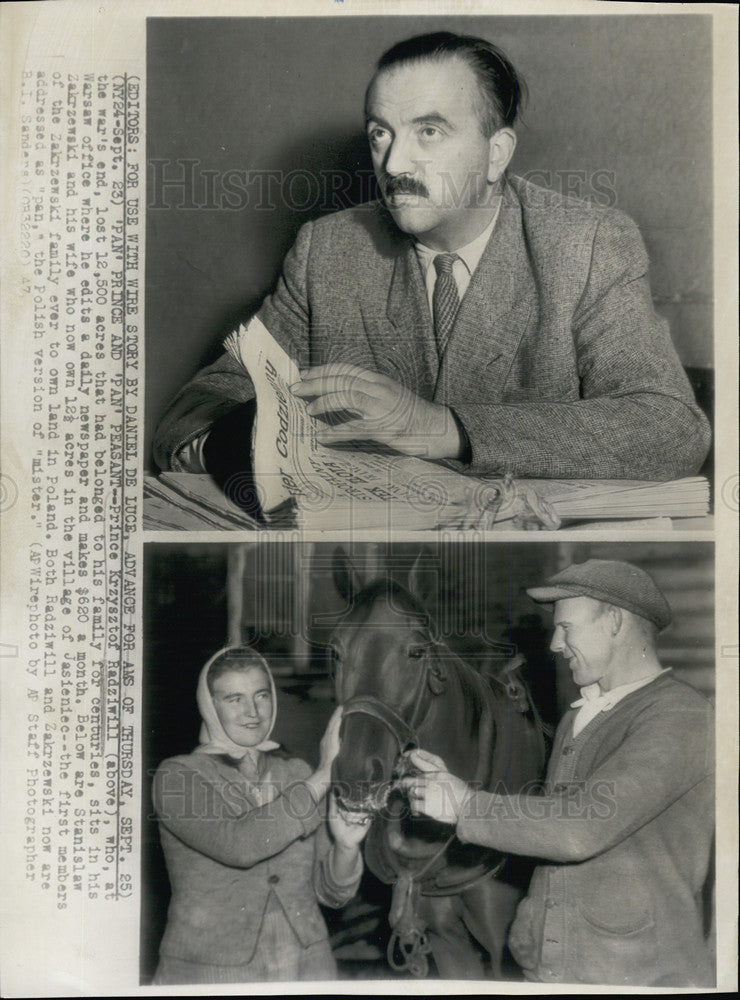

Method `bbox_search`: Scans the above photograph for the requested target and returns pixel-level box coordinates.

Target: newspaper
[0,1,737,997]
[221,316,707,530]
[224,316,549,530]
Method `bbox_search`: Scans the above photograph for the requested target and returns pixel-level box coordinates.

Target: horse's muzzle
[332,779,393,815]
[332,751,419,815]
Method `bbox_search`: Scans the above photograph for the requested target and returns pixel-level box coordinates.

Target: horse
[328,551,548,979]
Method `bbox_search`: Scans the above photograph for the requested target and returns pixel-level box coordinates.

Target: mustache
[382,174,429,199]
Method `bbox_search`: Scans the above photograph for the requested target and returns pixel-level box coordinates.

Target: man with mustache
[153,32,709,491]
[400,559,715,987]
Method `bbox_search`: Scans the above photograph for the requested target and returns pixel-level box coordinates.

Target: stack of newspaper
[144,469,709,531]
[144,317,709,532]
[525,477,710,522]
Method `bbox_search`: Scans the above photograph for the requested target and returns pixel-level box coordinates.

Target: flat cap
[526,559,672,631]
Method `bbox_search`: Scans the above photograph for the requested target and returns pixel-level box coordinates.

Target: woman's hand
[305,705,343,802]
[328,795,372,850]
[327,796,369,884]
[318,704,343,774]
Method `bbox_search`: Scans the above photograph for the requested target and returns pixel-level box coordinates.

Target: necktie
[432,252,461,354]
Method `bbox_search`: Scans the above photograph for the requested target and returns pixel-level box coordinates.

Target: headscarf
[195,646,280,775]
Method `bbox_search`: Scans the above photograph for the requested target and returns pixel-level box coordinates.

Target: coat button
[545,898,557,908]
[561,746,574,755]
[268,874,280,884]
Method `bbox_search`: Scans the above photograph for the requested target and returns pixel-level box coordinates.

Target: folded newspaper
[221,317,562,530]
[149,316,708,532]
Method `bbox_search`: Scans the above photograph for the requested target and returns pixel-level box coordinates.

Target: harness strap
[342,696,419,751]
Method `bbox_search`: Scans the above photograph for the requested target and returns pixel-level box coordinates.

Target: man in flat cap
[153,32,709,495]
[402,559,715,986]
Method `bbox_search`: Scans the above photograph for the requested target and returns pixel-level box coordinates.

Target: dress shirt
[414,203,501,315]
[570,668,670,736]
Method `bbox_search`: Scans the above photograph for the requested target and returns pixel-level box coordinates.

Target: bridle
[340,696,420,754]
[332,628,507,978]
[335,637,437,762]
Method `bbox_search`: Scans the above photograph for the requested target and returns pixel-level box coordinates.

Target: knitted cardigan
[153,750,361,966]
[456,672,714,986]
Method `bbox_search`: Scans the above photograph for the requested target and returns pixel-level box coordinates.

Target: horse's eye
[328,647,341,663]
[408,646,426,660]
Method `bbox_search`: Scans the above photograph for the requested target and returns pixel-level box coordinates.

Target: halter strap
[341,696,419,751]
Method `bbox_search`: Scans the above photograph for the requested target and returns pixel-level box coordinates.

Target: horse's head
[329,551,449,815]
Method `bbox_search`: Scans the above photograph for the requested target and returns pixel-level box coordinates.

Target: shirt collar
[414,201,501,277]
[571,669,669,710]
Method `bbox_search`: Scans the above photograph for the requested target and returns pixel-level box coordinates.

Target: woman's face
[211,667,273,747]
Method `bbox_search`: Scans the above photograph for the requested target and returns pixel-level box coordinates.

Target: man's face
[550,597,616,691]
[366,56,501,250]
[212,667,273,747]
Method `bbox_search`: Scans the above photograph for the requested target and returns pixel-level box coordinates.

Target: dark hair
[372,32,526,135]
[206,647,269,695]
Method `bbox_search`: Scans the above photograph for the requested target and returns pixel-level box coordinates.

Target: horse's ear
[407,549,439,608]
[332,547,364,604]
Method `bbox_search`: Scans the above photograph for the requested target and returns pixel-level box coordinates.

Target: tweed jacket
[456,672,715,987]
[153,174,709,480]
[152,750,361,966]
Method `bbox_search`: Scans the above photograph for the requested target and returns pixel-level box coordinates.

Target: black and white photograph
[143,13,715,532]
[0,2,736,997]
[141,541,715,986]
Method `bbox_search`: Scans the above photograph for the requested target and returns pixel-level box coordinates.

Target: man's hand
[290,363,464,460]
[398,748,473,825]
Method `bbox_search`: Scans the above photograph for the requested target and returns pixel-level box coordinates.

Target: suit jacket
[152,751,361,966]
[456,672,715,987]
[153,175,710,480]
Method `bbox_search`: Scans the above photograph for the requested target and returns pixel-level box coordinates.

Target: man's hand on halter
[399,748,473,825]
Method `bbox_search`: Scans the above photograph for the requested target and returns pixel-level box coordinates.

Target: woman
[152,646,369,984]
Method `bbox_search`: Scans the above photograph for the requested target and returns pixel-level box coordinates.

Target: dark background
[140,540,714,982]
[146,14,713,468]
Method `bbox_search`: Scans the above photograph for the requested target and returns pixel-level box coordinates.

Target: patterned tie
[432,252,461,354]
